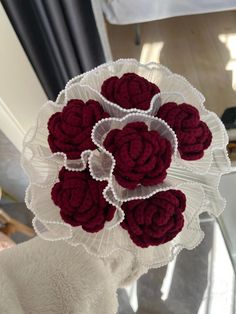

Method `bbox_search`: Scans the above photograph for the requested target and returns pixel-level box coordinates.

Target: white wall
[0,3,47,151]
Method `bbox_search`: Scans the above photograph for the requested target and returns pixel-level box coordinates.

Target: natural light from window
[219,33,236,91]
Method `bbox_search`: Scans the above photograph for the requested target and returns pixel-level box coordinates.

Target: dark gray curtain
[2,0,105,100]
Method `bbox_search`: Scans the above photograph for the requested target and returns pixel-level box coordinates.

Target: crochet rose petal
[103,121,172,189]
[156,102,212,161]
[51,167,116,233]
[101,73,160,110]
[48,99,109,159]
[121,189,186,248]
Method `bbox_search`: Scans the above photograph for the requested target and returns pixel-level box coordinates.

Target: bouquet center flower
[103,121,172,190]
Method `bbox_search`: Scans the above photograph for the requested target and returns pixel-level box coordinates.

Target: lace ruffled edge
[28,181,224,268]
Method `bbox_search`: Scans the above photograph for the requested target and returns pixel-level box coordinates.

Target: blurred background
[1,1,236,313]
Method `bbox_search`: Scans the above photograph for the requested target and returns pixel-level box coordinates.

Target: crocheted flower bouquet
[22,59,230,267]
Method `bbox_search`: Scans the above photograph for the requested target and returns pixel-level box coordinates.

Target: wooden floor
[107,11,236,116]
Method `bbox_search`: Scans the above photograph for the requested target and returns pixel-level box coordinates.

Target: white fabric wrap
[0,237,146,314]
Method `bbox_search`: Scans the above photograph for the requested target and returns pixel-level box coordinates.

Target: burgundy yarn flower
[121,189,186,248]
[103,122,172,190]
[51,167,116,232]
[101,73,160,110]
[156,103,212,160]
[48,99,109,159]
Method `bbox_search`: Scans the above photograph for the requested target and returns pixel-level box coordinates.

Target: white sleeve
[0,237,119,314]
[0,236,148,314]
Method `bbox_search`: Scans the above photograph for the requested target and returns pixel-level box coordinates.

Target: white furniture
[102,0,236,25]
[92,0,236,61]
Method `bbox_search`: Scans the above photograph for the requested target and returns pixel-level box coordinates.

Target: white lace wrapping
[22,59,231,268]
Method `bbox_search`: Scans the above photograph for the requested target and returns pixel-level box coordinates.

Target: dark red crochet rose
[156,103,212,160]
[101,73,160,110]
[121,189,186,248]
[48,99,109,159]
[103,122,172,190]
[51,167,116,232]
